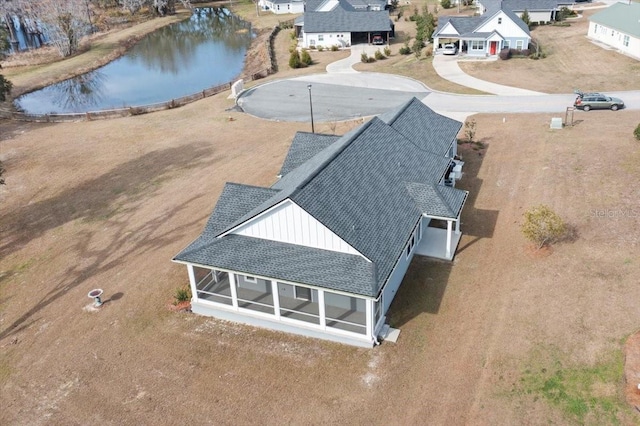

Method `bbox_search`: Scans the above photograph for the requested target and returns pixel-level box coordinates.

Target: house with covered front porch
[433,7,530,56]
[173,98,468,347]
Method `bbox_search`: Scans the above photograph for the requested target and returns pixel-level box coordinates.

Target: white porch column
[271,280,281,320]
[365,299,373,340]
[455,217,461,234]
[229,273,239,309]
[446,220,452,258]
[186,265,198,302]
[318,289,326,328]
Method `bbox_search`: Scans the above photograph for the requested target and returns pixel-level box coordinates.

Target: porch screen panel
[194,267,232,306]
[278,283,320,325]
[325,293,366,335]
[235,275,274,314]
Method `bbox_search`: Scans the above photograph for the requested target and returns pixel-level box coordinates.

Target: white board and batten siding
[230,199,366,258]
[477,11,528,38]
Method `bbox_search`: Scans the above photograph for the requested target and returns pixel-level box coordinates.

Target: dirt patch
[625,331,640,410]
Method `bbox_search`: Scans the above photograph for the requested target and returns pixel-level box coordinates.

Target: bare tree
[120,0,146,14]
[28,0,91,57]
[150,0,191,16]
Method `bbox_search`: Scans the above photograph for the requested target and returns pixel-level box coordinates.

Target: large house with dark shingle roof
[588,2,640,61]
[173,98,468,347]
[433,1,531,56]
[295,0,393,48]
[477,0,560,24]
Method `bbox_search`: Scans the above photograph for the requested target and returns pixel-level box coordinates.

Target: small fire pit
[88,289,104,308]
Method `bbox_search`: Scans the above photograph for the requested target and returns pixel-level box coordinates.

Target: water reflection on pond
[15,8,252,114]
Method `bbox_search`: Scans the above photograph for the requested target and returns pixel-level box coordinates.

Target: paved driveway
[237,74,429,122]
[236,45,640,122]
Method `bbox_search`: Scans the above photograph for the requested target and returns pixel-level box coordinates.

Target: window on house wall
[318,35,324,41]
[244,275,257,283]
[498,17,502,24]
[624,35,630,47]
[295,286,312,301]
[516,40,524,49]
[405,223,421,258]
[503,40,510,49]
[470,40,484,50]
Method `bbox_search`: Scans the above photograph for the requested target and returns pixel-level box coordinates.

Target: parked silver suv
[574,90,624,111]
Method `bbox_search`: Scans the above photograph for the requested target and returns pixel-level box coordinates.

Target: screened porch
[192,266,369,336]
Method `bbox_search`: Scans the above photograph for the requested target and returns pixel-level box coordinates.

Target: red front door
[490,41,497,55]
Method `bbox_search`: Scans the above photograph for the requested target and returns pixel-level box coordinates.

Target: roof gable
[202,183,280,237]
[475,9,530,36]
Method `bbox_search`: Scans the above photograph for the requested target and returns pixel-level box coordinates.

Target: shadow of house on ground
[455,141,499,254]
[0,143,217,342]
[385,140,498,329]
[387,258,453,329]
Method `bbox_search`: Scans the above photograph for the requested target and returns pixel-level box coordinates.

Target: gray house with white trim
[588,2,640,61]
[295,0,393,48]
[433,4,531,56]
[173,98,468,347]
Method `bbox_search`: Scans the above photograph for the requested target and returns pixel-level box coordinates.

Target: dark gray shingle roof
[405,182,468,219]
[304,3,391,33]
[379,97,462,156]
[278,132,341,177]
[202,184,280,237]
[175,235,377,296]
[174,98,463,297]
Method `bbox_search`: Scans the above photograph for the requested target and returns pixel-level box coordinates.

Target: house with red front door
[433,3,531,56]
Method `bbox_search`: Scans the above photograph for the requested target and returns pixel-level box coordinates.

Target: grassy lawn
[1,3,640,425]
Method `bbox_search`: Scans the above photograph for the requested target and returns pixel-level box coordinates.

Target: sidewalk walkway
[327,44,548,96]
[326,43,383,74]
[432,55,546,96]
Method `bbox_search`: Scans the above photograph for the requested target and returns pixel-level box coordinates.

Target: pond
[14,8,253,115]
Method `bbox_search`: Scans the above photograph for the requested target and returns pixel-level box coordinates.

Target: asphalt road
[237,73,640,122]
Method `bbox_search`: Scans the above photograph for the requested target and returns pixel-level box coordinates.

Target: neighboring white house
[295,0,394,49]
[433,6,530,56]
[588,2,640,61]
[259,0,305,14]
[173,98,468,348]
[477,0,560,24]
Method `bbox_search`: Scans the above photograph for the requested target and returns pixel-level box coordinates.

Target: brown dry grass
[458,9,640,93]
[2,2,640,425]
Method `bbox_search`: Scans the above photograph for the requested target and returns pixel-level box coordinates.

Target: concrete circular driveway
[236,73,430,122]
[236,43,640,122]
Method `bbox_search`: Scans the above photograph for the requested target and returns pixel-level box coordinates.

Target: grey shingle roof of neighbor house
[590,2,640,39]
[174,98,467,298]
[279,132,341,177]
[435,16,486,37]
[481,0,558,12]
[303,1,391,33]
